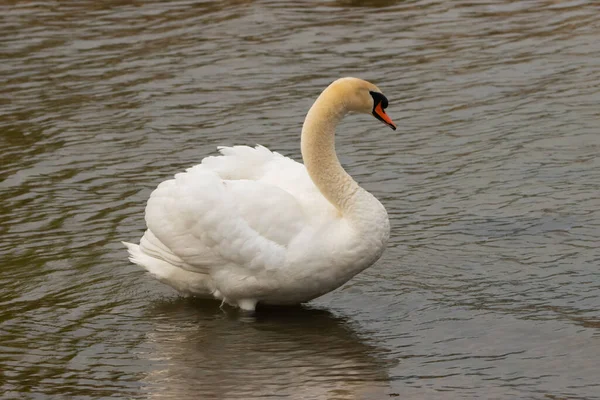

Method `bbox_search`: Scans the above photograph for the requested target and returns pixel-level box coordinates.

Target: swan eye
[369,91,388,109]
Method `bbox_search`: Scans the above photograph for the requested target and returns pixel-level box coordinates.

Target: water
[1,0,599,398]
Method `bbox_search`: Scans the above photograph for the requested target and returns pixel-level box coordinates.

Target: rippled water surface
[2,0,600,399]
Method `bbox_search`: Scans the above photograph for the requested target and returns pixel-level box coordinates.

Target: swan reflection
[140,299,390,400]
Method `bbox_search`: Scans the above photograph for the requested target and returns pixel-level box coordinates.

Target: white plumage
[123,77,396,311]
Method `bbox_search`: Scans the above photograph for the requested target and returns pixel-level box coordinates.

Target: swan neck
[300,92,360,212]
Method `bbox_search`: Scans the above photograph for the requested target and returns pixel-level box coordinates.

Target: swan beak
[373,103,397,130]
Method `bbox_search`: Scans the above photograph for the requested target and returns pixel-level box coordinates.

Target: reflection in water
[140,300,390,400]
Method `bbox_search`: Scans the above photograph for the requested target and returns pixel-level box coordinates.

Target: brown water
[2,1,600,399]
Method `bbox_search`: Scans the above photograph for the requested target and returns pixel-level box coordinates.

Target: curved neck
[300,90,361,213]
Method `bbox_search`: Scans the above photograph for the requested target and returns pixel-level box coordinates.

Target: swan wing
[202,145,338,221]
[143,149,319,276]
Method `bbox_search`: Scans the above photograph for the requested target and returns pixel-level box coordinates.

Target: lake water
[1,1,599,399]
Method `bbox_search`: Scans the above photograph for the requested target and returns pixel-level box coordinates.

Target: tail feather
[122,241,214,297]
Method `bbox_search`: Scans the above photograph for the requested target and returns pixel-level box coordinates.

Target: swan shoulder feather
[202,145,338,221]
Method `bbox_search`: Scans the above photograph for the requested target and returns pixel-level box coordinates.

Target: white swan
[123,77,396,311]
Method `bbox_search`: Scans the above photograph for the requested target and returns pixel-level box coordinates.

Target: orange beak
[373,102,396,130]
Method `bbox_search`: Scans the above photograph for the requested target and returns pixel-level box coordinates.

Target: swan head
[329,77,397,130]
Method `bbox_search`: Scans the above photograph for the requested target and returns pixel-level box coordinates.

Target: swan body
[123,77,396,311]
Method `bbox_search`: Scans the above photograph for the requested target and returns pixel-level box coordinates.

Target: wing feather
[141,145,337,278]
[203,145,337,220]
